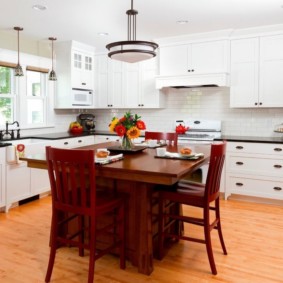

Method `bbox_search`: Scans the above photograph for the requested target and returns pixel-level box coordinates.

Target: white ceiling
[1,0,283,52]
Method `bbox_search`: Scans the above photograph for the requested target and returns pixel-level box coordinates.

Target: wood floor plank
[0,196,282,282]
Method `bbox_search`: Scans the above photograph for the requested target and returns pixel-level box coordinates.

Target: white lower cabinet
[5,135,96,212]
[94,135,120,144]
[0,148,6,210]
[6,163,31,207]
[225,141,283,200]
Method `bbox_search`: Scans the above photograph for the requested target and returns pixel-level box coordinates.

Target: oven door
[178,140,212,184]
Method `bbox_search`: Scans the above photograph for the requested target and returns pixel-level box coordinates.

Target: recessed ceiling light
[32,4,47,11]
[176,20,188,25]
[98,32,109,36]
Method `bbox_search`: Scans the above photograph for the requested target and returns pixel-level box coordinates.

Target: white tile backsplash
[93,88,283,137]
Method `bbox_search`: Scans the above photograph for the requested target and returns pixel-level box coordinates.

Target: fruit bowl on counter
[69,121,83,134]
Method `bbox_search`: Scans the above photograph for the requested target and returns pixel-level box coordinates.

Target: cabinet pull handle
[273,187,282,191]
[236,182,243,186]
[274,164,282,168]
[236,161,244,165]
[236,146,243,150]
[64,142,68,145]
[274,148,282,152]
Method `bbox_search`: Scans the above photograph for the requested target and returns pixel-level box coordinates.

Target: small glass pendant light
[14,27,24,76]
[48,37,57,81]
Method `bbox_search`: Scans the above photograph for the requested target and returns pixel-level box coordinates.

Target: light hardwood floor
[0,196,282,283]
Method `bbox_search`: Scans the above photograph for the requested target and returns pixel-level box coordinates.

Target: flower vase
[121,135,133,150]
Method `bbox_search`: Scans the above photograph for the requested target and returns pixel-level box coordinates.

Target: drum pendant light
[14,27,24,76]
[106,0,158,63]
[48,37,57,81]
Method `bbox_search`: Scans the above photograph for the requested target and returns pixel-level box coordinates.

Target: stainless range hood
[155,73,230,89]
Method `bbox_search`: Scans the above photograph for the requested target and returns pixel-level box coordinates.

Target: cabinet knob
[274,148,282,152]
[259,102,262,105]
[273,164,282,169]
[64,142,68,145]
[236,146,244,150]
[236,161,244,165]
[255,102,257,105]
[78,140,82,143]
[273,187,282,191]
[236,182,243,186]
[82,82,86,85]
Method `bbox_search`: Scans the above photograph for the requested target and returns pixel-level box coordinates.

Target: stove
[175,119,222,143]
[175,119,222,184]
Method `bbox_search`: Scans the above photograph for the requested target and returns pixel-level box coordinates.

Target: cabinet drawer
[227,155,283,177]
[227,142,283,156]
[226,174,283,200]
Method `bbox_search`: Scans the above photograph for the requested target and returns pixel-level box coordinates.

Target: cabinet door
[124,63,141,107]
[230,38,260,107]
[72,50,94,90]
[95,56,124,108]
[6,163,31,204]
[259,34,283,107]
[0,162,5,208]
[140,58,163,108]
[95,55,109,107]
[108,60,125,108]
[31,168,50,195]
[159,45,188,75]
[189,40,229,74]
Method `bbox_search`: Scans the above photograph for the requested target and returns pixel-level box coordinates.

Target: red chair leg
[45,215,58,283]
[204,209,217,275]
[215,199,227,255]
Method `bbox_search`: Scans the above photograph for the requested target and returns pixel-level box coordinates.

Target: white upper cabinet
[124,58,164,108]
[230,34,283,108]
[71,49,94,90]
[95,54,164,109]
[55,41,95,109]
[230,38,259,107]
[159,40,229,76]
[259,34,283,107]
[95,55,125,108]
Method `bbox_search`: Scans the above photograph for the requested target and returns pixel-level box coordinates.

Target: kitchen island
[21,141,209,275]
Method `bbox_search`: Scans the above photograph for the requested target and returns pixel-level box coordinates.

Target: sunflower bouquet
[109,111,146,149]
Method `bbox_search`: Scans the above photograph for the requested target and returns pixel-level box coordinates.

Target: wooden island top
[21,141,209,275]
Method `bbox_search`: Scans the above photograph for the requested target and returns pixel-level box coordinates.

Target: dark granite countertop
[0,131,118,143]
[214,135,283,144]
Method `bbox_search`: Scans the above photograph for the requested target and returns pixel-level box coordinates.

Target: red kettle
[175,124,188,134]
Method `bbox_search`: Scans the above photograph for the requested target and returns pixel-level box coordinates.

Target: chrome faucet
[2,121,20,140]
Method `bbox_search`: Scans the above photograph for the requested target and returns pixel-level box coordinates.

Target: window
[0,66,15,124]
[26,70,47,125]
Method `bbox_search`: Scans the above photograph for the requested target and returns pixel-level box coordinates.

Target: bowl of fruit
[69,121,83,134]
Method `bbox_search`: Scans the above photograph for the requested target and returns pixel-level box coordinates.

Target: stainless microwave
[72,88,93,106]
